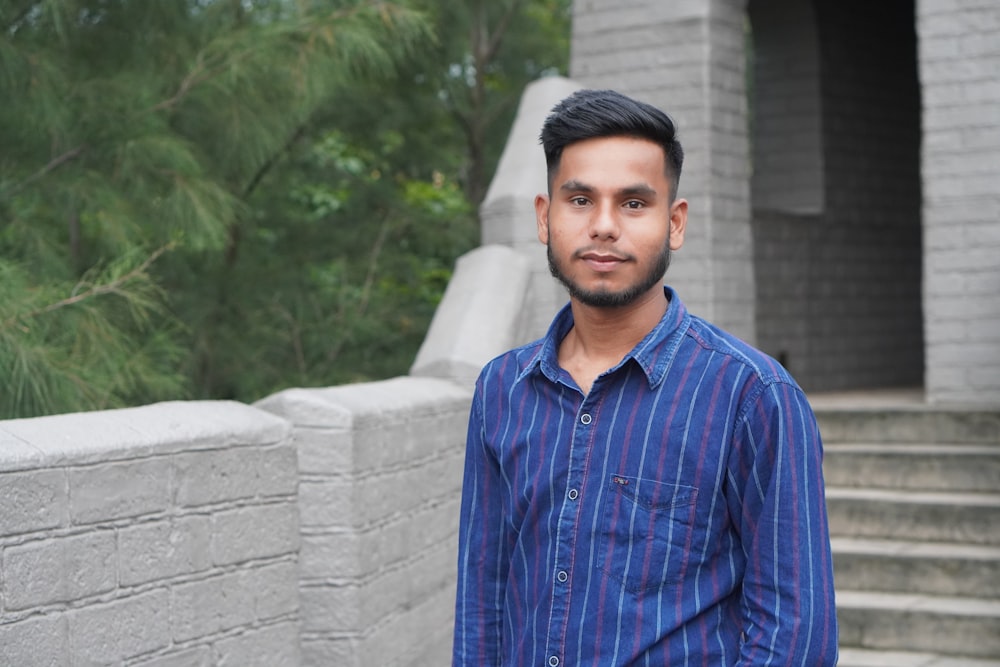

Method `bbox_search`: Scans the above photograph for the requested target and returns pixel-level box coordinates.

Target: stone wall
[0,402,300,666]
[255,378,471,667]
[919,0,1000,404]
[0,381,475,667]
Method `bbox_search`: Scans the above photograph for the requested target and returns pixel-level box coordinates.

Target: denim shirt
[453,287,838,666]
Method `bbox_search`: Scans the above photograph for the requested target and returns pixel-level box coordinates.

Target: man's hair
[539,89,684,198]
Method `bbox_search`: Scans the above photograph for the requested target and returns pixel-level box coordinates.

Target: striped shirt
[453,287,838,666]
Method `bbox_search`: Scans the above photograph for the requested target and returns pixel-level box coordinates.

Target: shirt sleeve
[728,380,839,665]
[453,381,509,666]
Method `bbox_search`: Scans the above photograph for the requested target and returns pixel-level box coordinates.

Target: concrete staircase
[812,392,1000,666]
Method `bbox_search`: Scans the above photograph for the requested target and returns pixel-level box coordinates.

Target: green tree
[0,0,427,417]
[1,0,571,418]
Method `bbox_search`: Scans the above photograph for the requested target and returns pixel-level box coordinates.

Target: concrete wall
[919,0,1000,404]
[0,402,301,667]
[255,378,470,667]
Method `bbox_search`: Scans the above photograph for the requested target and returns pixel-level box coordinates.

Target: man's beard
[547,241,671,308]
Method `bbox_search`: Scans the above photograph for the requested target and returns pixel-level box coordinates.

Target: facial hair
[547,240,671,308]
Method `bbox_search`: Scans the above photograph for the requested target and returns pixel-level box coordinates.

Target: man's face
[535,136,687,309]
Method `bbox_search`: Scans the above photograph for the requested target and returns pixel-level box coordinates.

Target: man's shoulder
[477,337,547,385]
[683,314,797,389]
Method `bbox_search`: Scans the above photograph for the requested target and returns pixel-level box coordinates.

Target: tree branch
[0,144,86,199]
[1,244,174,332]
[484,0,524,63]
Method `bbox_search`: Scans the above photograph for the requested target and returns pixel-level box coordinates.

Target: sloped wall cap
[481,76,583,247]
[410,245,532,388]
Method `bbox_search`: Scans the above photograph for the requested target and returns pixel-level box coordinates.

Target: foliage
[0,0,570,418]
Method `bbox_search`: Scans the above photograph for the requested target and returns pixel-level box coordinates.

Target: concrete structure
[0,402,301,666]
[551,0,1000,404]
[0,380,472,667]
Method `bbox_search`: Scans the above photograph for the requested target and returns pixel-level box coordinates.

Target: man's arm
[453,385,509,666]
[728,380,839,665]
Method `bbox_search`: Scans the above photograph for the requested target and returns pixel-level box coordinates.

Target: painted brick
[67,588,171,664]
[0,469,67,535]
[300,582,360,632]
[3,530,115,609]
[213,620,300,667]
[131,646,212,667]
[301,637,360,667]
[118,514,212,586]
[211,502,299,566]
[299,532,357,581]
[0,613,69,667]
[170,571,255,642]
[69,457,170,525]
[255,559,300,621]
[299,477,353,529]
[174,447,259,507]
[294,427,354,475]
[257,443,298,497]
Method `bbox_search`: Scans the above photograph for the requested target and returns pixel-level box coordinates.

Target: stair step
[837,590,1000,658]
[832,537,1000,598]
[813,405,1000,445]
[823,443,1000,492]
[838,647,1000,666]
[825,488,1000,545]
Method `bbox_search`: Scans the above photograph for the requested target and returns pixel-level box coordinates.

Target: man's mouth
[579,251,627,272]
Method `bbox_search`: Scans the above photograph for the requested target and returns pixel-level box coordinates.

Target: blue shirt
[453,288,838,666]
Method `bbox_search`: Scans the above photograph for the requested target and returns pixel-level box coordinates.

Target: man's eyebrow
[558,179,594,193]
[558,180,658,198]
[619,184,657,198]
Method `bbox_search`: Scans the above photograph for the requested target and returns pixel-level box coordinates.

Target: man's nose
[589,201,620,239]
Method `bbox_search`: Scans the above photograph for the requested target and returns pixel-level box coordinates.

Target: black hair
[539,89,684,198]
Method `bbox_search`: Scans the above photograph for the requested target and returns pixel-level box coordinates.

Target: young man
[453,89,838,665]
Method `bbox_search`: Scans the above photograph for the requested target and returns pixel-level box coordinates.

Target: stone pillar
[570,0,756,342]
[918,0,1000,404]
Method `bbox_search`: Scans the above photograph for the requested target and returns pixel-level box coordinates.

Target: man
[453,89,838,665]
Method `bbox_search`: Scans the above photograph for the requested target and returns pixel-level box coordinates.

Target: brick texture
[920,0,1000,403]
[0,402,298,667]
[258,376,471,667]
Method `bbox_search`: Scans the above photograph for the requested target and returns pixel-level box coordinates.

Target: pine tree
[0,0,427,417]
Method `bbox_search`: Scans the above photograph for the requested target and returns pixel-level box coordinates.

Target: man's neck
[558,287,668,394]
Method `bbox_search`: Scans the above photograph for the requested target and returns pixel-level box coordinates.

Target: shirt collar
[518,286,691,389]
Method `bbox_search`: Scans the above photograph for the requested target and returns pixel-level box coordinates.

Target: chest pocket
[595,475,699,594]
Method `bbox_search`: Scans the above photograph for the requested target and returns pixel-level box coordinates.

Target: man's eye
[624,200,644,209]
[570,197,589,206]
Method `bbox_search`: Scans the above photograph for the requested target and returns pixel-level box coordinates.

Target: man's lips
[578,251,627,272]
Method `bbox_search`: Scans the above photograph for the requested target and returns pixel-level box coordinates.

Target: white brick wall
[256,377,472,667]
[919,0,1000,404]
[0,401,300,667]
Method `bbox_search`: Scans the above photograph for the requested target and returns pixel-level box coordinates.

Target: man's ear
[535,193,550,244]
[668,198,688,251]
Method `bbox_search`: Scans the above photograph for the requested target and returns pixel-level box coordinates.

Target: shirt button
[549,657,560,667]
[557,570,568,583]
[580,413,592,425]
[567,488,579,500]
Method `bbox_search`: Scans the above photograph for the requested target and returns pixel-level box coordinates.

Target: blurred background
[0,0,570,418]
